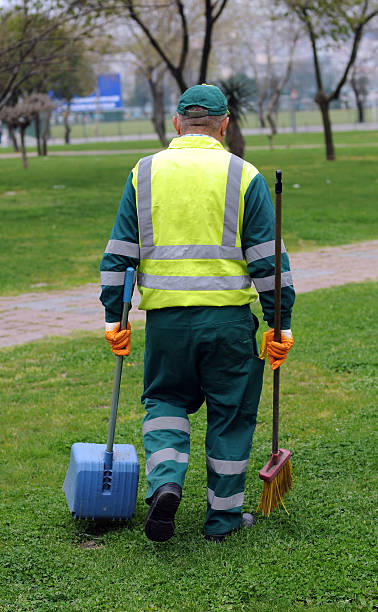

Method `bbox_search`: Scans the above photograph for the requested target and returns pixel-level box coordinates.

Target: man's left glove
[259,329,294,370]
[105,321,131,356]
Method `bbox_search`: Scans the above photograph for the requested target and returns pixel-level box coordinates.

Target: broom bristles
[257,459,293,517]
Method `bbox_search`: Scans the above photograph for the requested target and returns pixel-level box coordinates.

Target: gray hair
[177,106,227,134]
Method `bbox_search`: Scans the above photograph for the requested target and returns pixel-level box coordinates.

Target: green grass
[44,107,375,140]
[244,145,377,251]
[245,129,378,148]
[0,139,163,154]
[2,127,376,155]
[1,138,377,295]
[0,282,376,611]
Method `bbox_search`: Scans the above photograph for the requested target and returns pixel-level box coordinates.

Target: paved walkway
[1,141,377,160]
[0,241,377,348]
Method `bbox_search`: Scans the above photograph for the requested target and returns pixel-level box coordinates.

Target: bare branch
[301,7,323,92]
[329,4,378,101]
[198,0,229,83]
[175,0,189,76]
[212,0,228,24]
[123,0,188,91]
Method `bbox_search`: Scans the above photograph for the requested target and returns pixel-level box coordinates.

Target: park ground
[0,107,374,147]
[0,130,377,611]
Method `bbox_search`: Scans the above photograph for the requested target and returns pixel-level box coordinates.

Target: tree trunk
[148,77,168,148]
[316,94,335,161]
[356,99,364,123]
[64,106,71,144]
[266,111,277,150]
[8,124,19,152]
[20,127,28,169]
[257,98,265,128]
[225,116,244,158]
[351,75,365,123]
[198,0,212,83]
[34,114,42,156]
[42,110,51,156]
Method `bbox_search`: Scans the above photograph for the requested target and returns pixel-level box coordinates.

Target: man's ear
[220,116,229,138]
[172,115,181,135]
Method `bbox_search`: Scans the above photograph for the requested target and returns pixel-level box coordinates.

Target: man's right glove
[259,328,294,370]
[105,321,131,356]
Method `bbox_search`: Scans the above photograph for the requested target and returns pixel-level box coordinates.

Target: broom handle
[106,267,136,454]
[272,170,282,456]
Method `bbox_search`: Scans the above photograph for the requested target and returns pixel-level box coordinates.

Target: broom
[257,169,293,517]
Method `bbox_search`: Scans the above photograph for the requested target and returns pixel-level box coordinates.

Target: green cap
[177,84,228,117]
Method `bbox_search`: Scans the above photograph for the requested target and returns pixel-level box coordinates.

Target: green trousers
[141,305,265,536]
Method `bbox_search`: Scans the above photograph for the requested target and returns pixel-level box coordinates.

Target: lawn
[2,127,377,154]
[43,107,374,141]
[0,282,376,611]
[0,135,376,296]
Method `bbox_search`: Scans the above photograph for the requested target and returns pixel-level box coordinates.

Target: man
[100,84,295,543]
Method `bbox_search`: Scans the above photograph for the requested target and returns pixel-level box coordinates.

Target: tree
[50,40,96,144]
[284,0,378,160]
[264,31,298,149]
[348,23,377,123]
[0,0,98,111]
[350,65,369,122]
[218,74,256,158]
[28,93,57,155]
[103,1,217,145]
[112,0,229,92]
[211,0,300,148]
[112,11,189,147]
[243,2,299,146]
[0,95,56,168]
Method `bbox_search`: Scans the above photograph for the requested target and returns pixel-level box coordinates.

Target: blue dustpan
[63,268,139,520]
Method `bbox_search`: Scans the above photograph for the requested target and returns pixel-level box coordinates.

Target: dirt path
[0,241,377,348]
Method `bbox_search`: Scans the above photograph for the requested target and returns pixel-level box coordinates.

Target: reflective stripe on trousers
[142,401,191,498]
[145,447,189,476]
[207,489,244,511]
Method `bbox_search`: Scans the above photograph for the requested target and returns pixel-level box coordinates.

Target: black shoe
[204,513,256,542]
[145,483,182,542]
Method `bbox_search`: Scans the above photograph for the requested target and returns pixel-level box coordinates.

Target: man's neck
[180,132,222,143]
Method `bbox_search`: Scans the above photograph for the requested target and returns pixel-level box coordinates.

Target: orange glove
[259,329,294,370]
[105,322,131,356]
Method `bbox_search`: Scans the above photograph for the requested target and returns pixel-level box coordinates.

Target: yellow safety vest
[132,135,260,310]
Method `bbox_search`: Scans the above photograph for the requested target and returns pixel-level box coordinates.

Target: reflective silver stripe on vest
[137,155,154,246]
[145,448,189,476]
[207,488,244,511]
[142,417,190,436]
[137,153,243,255]
[100,270,125,286]
[245,240,286,264]
[252,270,293,293]
[140,245,244,261]
[206,455,249,475]
[137,272,251,291]
[222,155,244,246]
[105,239,140,258]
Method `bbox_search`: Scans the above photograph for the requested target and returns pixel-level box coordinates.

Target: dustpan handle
[106,267,136,454]
[272,170,282,456]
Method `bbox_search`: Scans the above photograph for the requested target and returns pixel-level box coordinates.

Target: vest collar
[168,134,225,150]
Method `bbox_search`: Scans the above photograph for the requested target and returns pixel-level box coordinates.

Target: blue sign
[55,74,123,112]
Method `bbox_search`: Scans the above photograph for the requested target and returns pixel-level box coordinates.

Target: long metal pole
[272,170,282,456]
[106,301,131,454]
[105,268,135,456]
